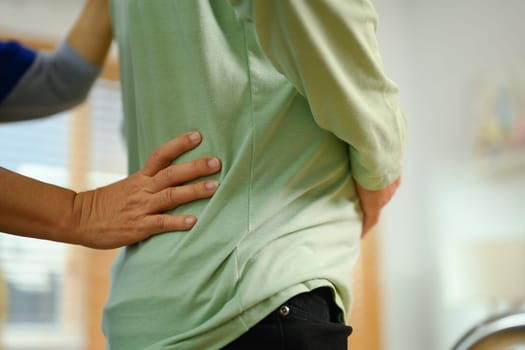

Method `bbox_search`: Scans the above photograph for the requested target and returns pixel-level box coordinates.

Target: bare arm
[0,132,221,249]
[66,0,113,67]
[0,0,113,120]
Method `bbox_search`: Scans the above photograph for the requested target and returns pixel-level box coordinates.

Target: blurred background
[1,0,525,349]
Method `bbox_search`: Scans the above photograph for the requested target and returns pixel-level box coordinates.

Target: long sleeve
[0,41,100,121]
[0,41,36,103]
[233,0,407,190]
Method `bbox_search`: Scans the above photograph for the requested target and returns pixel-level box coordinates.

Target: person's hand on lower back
[74,131,221,249]
[355,177,401,238]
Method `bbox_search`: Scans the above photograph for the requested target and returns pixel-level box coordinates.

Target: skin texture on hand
[0,132,221,249]
[72,132,221,249]
[355,177,401,238]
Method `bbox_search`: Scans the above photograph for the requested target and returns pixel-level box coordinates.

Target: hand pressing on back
[355,177,401,238]
[73,131,221,249]
[0,132,221,249]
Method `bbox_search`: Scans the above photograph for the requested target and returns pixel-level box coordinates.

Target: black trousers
[222,288,353,350]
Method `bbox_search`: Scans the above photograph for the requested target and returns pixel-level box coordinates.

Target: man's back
[104,1,405,349]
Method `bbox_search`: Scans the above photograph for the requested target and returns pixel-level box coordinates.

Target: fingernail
[207,158,220,169]
[205,181,219,190]
[184,216,196,226]
[189,132,201,143]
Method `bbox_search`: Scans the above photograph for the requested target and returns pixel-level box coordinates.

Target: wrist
[34,188,85,246]
[67,190,94,247]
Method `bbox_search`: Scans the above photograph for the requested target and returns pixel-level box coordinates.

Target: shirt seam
[236,19,256,314]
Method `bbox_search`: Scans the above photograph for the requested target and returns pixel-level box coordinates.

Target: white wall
[373,0,525,349]
[0,0,83,40]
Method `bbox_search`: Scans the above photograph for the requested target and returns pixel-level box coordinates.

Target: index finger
[141,132,202,177]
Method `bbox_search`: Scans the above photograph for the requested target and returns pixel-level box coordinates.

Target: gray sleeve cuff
[0,41,101,121]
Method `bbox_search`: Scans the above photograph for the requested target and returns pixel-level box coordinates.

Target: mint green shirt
[104,1,406,349]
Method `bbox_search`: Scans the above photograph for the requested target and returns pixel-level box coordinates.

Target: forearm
[0,43,100,121]
[252,0,407,190]
[67,0,112,67]
[0,0,112,121]
[0,133,222,249]
[0,167,79,244]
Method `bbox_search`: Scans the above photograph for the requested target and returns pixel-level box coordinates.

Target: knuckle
[162,188,177,206]
[154,215,167,231]
[159,166,181,187]
[165,166,178,179]
[182,184,201,202]
[183,185,199,199]
[150,147,165,164]
[192,159,206,172]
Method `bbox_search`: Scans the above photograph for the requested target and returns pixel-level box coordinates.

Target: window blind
[0,80,125,350]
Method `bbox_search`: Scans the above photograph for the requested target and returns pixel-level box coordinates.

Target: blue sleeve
[0,42,100,121]
[0,41,36,103]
